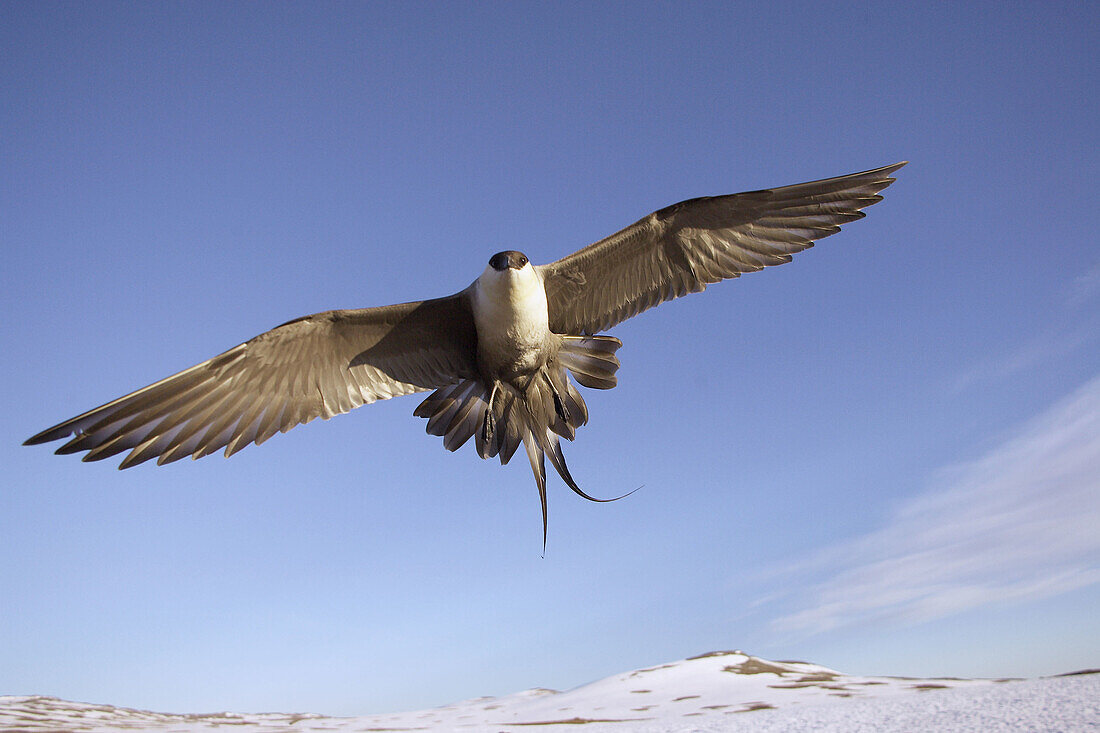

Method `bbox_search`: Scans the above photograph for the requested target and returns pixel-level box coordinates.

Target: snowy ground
[3,651,1097,732]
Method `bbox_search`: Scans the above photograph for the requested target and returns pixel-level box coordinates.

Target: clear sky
[3,0,1097,717]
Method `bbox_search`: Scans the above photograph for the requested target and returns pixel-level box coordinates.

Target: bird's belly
[474,307,551,381]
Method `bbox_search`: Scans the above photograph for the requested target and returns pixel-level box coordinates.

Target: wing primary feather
[253,399,290,446]
[221,398,271,458]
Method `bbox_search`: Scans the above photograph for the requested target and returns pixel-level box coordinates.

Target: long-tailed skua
[26,162,906,544]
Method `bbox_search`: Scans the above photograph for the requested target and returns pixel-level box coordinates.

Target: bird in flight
[26,162,906,544]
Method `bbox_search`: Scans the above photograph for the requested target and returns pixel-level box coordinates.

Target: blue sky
[3,0,1097,717]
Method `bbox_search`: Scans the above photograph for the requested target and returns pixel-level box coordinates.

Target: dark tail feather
[523,429,548,552]
[414,379,488,453]
[540,428,639,504]
[415,379,526,462]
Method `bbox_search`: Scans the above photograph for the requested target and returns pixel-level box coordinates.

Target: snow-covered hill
[3,650,1096,732]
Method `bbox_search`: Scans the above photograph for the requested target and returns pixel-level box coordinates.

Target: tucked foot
[541,367,570,424]
[482,409,495,445]
[552,390,570,424]
[482,381,500,446]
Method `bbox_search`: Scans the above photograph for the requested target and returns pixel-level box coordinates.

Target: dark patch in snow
[686,650,743,660]
[723,658,794,676]
[1054,668,1100,677]
[629,663,676,677]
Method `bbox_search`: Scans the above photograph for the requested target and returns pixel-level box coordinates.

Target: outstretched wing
[25,293,479,468]
[538,162,906,335]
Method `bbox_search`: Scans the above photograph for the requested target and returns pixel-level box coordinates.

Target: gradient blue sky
[3,1,1098,717]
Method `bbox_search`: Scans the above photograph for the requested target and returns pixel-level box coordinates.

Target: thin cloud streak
[1068,259,1100,306]
[768,375,1100,636]
[951,267,1099,395]
[949,317,1098,394]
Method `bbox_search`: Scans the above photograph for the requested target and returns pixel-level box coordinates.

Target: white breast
[472,263,551,377]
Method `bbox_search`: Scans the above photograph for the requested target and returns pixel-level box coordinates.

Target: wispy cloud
[950,317,1098,394]
[1068,259,1100,306]
[950,265,1100,394]
[764,375,1100,636]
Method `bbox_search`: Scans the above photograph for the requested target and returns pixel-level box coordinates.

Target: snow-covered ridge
[2,650,1096,732]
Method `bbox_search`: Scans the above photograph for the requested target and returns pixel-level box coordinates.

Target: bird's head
[488,250,529,272]
[479,250,541,300]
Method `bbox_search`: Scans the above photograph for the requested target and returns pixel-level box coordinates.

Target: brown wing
[538,162,906,335]
[25,293,479,468]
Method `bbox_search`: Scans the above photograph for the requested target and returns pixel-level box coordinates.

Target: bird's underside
[25,162,906,546]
